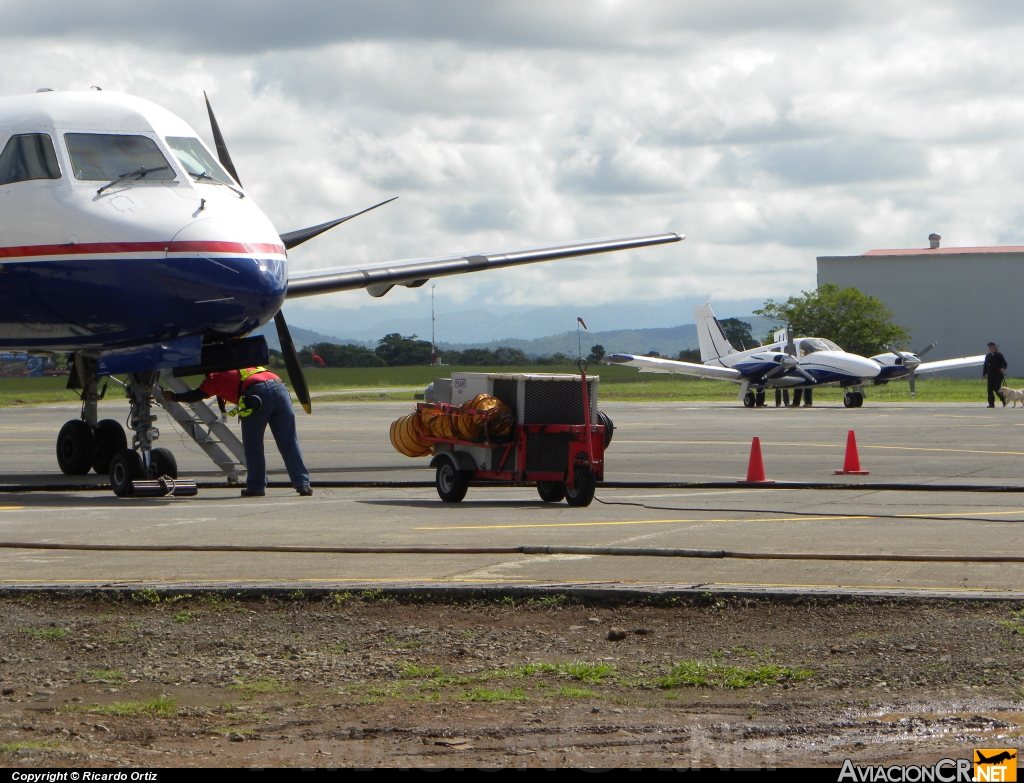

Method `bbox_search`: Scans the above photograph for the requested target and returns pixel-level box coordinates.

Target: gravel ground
[1,591,1022,768]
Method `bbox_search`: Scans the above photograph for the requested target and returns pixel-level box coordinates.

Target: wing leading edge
[604,353,742,381]
[284,233,683,299]
[914,355,986,374]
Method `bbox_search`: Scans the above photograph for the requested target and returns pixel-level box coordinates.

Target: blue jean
[240,380,310,492]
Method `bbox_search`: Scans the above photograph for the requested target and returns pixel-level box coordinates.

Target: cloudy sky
[2,1,1022,334]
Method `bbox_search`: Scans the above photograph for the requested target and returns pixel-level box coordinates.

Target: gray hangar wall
[817,247,1022,378]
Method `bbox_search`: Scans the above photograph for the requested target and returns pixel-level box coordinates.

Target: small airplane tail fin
[694,303,736,363]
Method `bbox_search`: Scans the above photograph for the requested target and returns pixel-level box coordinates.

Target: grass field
[0,366,1007,407]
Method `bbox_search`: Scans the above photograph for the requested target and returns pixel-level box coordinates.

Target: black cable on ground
[0,540,1019,563]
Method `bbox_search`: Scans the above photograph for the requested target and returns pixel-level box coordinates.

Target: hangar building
[817,236,1019,377]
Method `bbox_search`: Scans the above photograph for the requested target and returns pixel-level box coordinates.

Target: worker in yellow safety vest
[162,367,311,497]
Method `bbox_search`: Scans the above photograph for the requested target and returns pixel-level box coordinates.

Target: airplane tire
[565,467,596,507]
[109,448,144,497]
[151,448,178,479]
[743,391,756,408]
[92,419,127,474]
[844,392,855,408]
[854,392,864,408]
[436,461,469,503]
[537,481,566,503]
[56,419,95,476]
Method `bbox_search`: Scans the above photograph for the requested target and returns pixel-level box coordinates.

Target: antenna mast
[430,286,437,366]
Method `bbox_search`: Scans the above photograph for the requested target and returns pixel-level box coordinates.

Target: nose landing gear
[57,357,186,496]
[843,389,865,408]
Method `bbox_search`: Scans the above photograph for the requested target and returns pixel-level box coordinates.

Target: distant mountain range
[257,314,779,359]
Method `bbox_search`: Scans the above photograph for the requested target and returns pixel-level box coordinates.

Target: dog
[999,386,1024,407]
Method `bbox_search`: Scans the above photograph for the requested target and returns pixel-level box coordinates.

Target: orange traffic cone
[738,436,774,483]
[835,429,869,475]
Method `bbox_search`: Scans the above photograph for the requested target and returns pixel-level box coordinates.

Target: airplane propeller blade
[274,311,312,414]
[794,365,817,384]
[889,344,922,399]
[203,91,243,187]
[916,341,937,357]
[280,197,398,250]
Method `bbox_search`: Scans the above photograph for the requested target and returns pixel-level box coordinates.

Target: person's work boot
[988,404,996,408]
[240,488,265,497]
[297,486,313,497]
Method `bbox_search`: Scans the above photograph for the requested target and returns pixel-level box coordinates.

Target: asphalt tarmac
[2,398,1024,596]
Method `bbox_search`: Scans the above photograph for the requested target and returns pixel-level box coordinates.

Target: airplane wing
[915,355,986,374]
[284,233,682,298]
[603,353,743,381]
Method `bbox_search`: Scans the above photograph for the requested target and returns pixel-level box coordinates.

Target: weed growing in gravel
[0,741,57,755]
[19,627,67,640]
[527,595,567,608]
[395,640,423,649]
[461,686,528,702]
[289,590,306,601]
[657,661,810,689]
[82,668,122,681]
[359,589,395,605]
[557,685,598,699]
[229,678,290,697]
[173,611,197,624]
[133,588,162,604]
[400,664,443,679]
[328,643,348,654]
[328,591,353,605]
[101,695,178,718]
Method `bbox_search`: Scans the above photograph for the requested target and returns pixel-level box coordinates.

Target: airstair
[156,370,247,483]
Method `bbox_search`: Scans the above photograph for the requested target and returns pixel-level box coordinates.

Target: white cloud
[0,1,1022,331]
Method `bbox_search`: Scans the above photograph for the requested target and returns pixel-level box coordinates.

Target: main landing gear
[843,389,865,408]
[57,358,179,496]
[743,390,767,408]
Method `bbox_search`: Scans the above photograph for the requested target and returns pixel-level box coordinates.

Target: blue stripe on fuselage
[0,256,286,350]
[875,365,908,381]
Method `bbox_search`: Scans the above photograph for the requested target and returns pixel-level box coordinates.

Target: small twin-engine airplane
[605,303,984,407]
[0,88,682,493]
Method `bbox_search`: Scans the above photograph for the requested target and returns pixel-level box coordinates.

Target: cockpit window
[0,134,61,185]
[799,338,841,354]
[64,134,175,181]
[164,137,235,185]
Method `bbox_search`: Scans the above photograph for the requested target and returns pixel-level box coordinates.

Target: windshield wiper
[191,171,245,198]
[96,165,169,196]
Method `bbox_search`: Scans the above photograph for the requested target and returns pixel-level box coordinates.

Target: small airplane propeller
[889,344,930,399]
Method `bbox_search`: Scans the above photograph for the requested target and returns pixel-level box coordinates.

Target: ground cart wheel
[537,481,566,503]
[564,466,596,508]
[436,461,470,503]
[56,419,95,475]
[109,448,143,497]
[743,391,756,408]
[92,419,127,474]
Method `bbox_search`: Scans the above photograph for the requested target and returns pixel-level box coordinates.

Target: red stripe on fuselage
[0,241,286,259]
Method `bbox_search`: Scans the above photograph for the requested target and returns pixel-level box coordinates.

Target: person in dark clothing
[162,367,312,497]
[982,342,1008,408]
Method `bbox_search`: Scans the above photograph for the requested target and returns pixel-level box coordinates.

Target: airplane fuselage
[0,90,286,351]
[713,337,883,388]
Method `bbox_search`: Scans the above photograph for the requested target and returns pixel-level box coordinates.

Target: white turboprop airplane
[0,88,682,494]
[605,303,985,408]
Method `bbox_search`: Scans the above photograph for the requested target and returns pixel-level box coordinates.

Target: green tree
[587,344,606,362]
[719,318,759,350]
[298,342,383,368]
[754,284,909,357]
[677,348,701,363]
[374,333,433,366]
